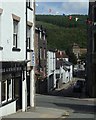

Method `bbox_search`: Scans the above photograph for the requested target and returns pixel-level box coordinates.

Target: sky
[35,0,89,15]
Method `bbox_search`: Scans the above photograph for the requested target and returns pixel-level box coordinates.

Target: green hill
[36,15,88,50]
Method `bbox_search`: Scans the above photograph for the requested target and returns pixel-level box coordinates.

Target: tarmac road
[36,94,95,119]
[36,77,95,119]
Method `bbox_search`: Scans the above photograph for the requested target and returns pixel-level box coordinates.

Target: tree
[66,47,77,65]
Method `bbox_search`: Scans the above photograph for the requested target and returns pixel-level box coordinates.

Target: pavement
[2,107,69,119]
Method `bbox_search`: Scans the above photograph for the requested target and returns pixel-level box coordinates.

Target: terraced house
[35,26,47,94]
[87,1,96,97]
[0,0,35,116]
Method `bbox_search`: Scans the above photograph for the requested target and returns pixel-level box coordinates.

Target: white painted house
[55,50,73,87]
[0,1,35,117]
[47,50,56,92]
[60,66,69,84]
[63,60,73,82]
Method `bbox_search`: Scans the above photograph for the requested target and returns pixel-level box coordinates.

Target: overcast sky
[35,0,89,15]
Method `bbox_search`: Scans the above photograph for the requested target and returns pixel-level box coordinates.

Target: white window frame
[1,79,13,104]
[8,79,12,101]
[13,19,19,48]
[2,80,7,104]
[27,25,31,49]
[40,48,42,59]
[40,31,42,39]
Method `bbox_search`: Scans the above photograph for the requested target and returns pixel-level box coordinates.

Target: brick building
[35,26,47,94]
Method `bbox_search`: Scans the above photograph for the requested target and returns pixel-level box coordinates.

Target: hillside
[36,15,88,50]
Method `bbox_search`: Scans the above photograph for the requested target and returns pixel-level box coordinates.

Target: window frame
[27,25,32,50]
[12,15,21,52]
[0,10,3,50]
[7,79,12,101]
[40,31,42,39]
[1,79,13,104]
[13,19,19,48]
[40,48,42,59]
[1,80,7,104]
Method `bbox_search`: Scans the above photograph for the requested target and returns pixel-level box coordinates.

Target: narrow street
[36,78,96,119]
[36,94,95,119]
[49,78,86,98]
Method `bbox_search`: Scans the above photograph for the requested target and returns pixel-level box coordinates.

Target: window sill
[12,47,21,52]
[0,46,3,50]
[27,49,33,52]
[0,98,17,107]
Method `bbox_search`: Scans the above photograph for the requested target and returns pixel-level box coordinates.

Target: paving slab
[2,107,69,119]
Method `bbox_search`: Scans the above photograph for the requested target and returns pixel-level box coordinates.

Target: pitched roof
[63,66,68,71]
[56,50,68,58]
[63,60,73,66]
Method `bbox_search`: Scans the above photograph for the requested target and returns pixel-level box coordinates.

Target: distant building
[72,43,87,61]
[56,50,73,87]
[47,49,73,91]
[86,1,96,97]
[35,26,47,94]
[47,49,56,92]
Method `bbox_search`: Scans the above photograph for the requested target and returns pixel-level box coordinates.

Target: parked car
[73,80,85,93]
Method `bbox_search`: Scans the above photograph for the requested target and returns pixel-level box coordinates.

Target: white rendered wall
[0,101,16,117]
[47,51,56,90]
[69,65,73,81]
[47,51,53,76]
[47,51,56,76]
[1,2,26,61]
[64,71,69,83]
